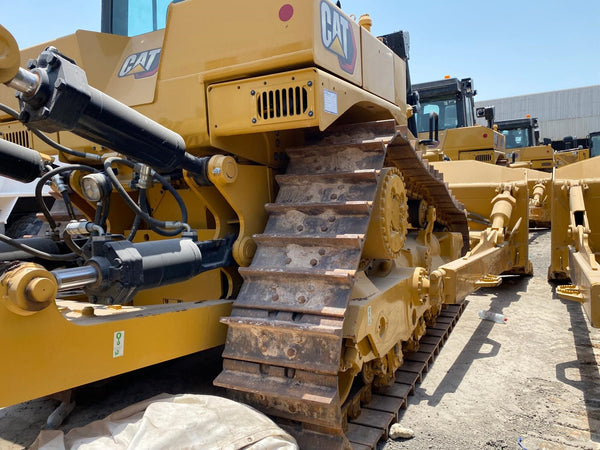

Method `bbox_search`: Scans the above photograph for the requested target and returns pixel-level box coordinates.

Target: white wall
[475,85,600,140]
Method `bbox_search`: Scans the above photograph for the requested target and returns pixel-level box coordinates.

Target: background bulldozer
[551,158,600,328]
[496,116,554,171]
[0,1,532,447]
[412,77,506,165]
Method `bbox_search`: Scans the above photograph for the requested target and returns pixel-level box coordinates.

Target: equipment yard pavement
[381,229,600,450]
[0,229,599,449]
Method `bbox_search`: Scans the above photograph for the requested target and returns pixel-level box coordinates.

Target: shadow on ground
[554,294,600,443]
[407,275,530,408]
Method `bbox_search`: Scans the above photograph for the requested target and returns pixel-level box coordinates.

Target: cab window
[104,0,183,36]
[590,134,600,158]
[416,98,458,133]
[502,128,531,149]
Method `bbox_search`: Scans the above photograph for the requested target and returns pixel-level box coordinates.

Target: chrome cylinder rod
[6,67,39,95]
[52,265,99,290]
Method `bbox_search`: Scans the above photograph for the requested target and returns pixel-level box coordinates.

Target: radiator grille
[3,130,31,148]
[475,154,492,162]
[257,86,308,121]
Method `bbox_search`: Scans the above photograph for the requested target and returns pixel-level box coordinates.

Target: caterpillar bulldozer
[589,131,600,158]
[496,116,554,171]
[551,157,600,328]
[0,1,532,447]
[554,136,590,167]
[553,131,600,168]
[492,117,553,227]
[412,77,507,164]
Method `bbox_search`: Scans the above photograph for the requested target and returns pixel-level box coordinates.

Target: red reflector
[279,4,294,21]
[483,133,488,138]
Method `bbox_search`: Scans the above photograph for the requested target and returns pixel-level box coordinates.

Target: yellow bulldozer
[0,1,533,447]
[496,116,554,171]
[497,120,600,228]
[412,77,506,164]
[553,131,600,168]
[554,136,590,167]
[550,152,600,328]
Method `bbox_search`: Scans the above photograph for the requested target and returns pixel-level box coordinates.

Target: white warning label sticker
[113,330,124,358]
[324,89,338,115]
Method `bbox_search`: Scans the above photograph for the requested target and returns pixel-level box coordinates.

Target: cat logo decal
[118,48,161,79]
[320,1,357,74]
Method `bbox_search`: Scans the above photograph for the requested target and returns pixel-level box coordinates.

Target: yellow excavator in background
[0,1,532,447]
[412,77,507,164]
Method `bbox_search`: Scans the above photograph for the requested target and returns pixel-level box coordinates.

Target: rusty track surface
[214,120,469,448]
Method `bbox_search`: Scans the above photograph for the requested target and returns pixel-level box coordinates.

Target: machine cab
[411,77,504,164]
[495,117,540,150]
[589,131,600,158]
[413,77,476,133]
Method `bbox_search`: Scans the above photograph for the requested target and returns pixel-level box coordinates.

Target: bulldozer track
[344,302,466,449]
[214,120,469,448]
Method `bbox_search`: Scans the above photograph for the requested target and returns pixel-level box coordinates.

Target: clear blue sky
[3,0,599,100]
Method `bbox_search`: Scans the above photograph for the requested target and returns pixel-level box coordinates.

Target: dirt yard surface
[1,229,599,449]
[380,230,600,450]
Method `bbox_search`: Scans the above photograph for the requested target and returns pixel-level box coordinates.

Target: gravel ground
[1,229,599,449]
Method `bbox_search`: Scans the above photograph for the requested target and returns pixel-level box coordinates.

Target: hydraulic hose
[0,232,77,261]
[35,164,98,230]
[104,157,189,236]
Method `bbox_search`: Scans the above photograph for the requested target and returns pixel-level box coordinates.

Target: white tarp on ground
[30,394,298,450]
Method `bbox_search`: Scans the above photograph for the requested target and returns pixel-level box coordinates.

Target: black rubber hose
[126,186,148,241]
[127,210,142,242]
[61,190,77,220]
[139,189,181,238]
[35,164,99,230]
[151,171,188,225]
[0,232,78,261]
[99,195,111,228]
[92,196,111,229]
[63,231,84,257]
[93,199,103,225]
[103,158,188,236]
